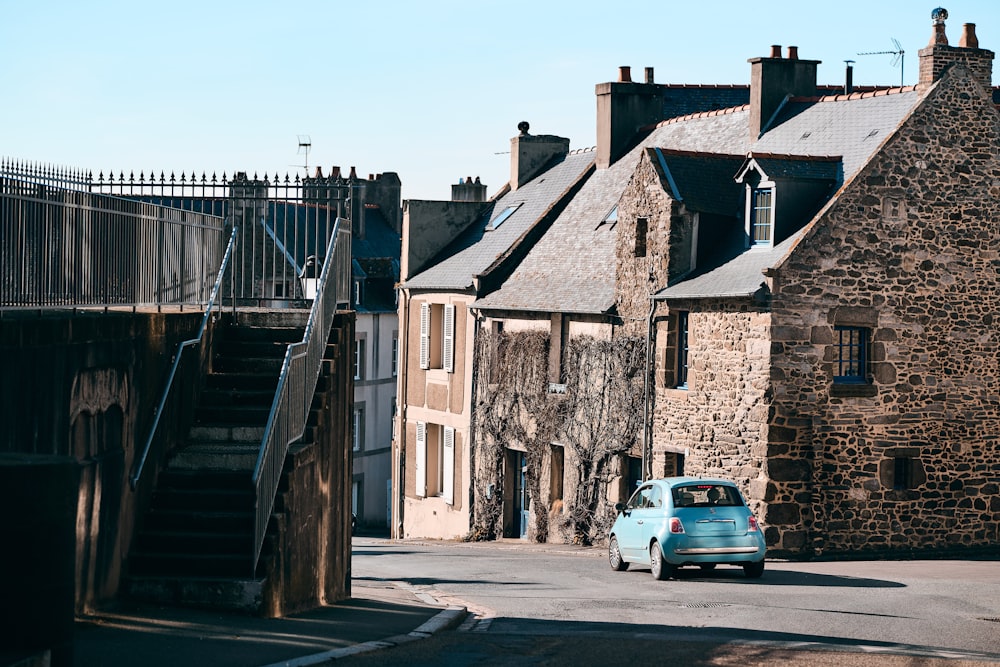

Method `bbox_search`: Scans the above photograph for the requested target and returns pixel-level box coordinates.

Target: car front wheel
[609,536,628,571]
[649,540,675,580]
[743,560,765,578]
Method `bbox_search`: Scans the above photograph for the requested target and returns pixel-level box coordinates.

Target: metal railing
[129,223,239,491]
[1,160,225,310]
[251,218,350,570]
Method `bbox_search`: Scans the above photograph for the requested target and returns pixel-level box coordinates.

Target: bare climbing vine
[470,329,645,545]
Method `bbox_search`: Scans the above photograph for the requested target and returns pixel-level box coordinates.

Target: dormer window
[488,204,520,229]
[751,187,773,246]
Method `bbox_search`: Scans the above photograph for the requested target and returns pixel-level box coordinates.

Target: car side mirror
[615,502,626,513]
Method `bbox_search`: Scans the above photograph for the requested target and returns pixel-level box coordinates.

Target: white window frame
[415,421,426,497]
[443,304,455,373]
[419,303,430,369]
[442,426,455,505]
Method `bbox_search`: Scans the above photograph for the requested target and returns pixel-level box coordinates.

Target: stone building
[395,8,999,557]
[621,10,1000,557]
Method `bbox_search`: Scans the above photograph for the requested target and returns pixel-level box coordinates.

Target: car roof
[647,477,738,488]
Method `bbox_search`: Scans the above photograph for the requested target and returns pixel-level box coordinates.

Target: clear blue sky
[3,1,998,201]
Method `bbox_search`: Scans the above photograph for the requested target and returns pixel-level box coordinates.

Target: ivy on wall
[471,330,645,545]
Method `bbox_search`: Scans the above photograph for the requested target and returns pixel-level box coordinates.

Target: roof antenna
[858,38,905,88]
[295,135,312,175]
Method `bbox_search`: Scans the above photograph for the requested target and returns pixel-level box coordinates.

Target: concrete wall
[0,309,205,613]
[401,200,483,281]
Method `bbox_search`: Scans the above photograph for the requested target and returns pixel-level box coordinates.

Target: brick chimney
[748,46,820,141]
[451,176,487,202]
[595,66,664,169]
[509,122,570,190]
[918,8,995,92]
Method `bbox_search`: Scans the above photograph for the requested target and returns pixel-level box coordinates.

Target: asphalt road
[347,536,1000,666]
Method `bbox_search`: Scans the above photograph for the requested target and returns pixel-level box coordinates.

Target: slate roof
[473,85,924,314]
[474,112,752,314]
[404,148,595,291]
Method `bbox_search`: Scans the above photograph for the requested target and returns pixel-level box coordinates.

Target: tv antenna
[858,38,905,88]
[294,135,312,174]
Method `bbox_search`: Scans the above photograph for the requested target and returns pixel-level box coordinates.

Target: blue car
[608,477,766,580]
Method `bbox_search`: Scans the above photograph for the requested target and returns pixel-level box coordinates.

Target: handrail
[129,223,240,491]
[250,218,347,570]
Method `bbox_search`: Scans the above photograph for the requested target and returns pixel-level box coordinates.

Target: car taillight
[748,516,759,532]
[669,517,685,534]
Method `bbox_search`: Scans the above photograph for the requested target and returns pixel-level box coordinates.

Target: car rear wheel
[649,540,675,580]
[609,536,628,571]
[743,560,765,578]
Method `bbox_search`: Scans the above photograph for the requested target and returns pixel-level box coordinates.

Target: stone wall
[651,303,772,522]
[770,66,1000,556]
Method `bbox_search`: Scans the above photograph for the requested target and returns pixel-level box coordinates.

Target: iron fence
[1,160,224,310]
[2,160,356,310]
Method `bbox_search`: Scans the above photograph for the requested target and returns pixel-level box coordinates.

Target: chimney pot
[314,166,323,178]
[960,23,979,48]
[645,66,654,83]
[618,66,632,82]
[368,173,374,180]
[770,45,782,58]
[331,166,341,179]
[787,45,799,60]
[349,166,357,179]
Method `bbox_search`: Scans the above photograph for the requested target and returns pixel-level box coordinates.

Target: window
[415,422,455,504]
[603,205,619,226]
[391,334,398,376]
[354,338,366,381]
[893,456,913,490]
[353,279,363,306]
[751,188,773,245]
[353,405,365,451]
[419,302,455,372]
[489,204,519,229]
[675,311,689,389]
[833,326,869,384]
[635,217,648,257]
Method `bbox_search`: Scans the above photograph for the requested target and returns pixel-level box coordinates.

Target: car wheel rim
[610,539,621,567]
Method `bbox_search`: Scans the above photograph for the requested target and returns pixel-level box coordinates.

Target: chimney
[509,122,570,190]
[919,8,995,92]
[451,175,487,202]
[845,60,855,94]
[748,48,820,141]
[595,66,664,169]
[960,23,979,48]
[331,166,341,179]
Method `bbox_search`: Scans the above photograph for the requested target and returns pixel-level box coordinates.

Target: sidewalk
[72,580,466,667]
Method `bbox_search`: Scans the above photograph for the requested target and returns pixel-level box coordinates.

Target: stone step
[123,575,265,613]
[169,443,260,471]
[188,424,265,443]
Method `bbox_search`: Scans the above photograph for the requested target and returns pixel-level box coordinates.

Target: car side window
[628,485,653,510]
[649,486,662,508]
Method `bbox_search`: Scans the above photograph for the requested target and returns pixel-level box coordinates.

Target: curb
[259,600,467,667]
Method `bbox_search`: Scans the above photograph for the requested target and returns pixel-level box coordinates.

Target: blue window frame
[834,326,869,383]
[751,188,773,246]
[676,312,689,389]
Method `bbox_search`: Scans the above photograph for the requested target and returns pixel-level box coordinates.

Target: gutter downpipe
[643,292,668,482]
[393,286,412,540]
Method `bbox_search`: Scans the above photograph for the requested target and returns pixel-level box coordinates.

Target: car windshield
[672,484,742,507]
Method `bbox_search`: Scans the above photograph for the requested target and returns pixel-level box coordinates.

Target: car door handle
[636,520,644,525]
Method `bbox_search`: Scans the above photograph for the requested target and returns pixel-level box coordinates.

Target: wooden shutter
[443,304,455,373]
[415,421,426,497]
[419,303,430,369]
[443,426,455,505]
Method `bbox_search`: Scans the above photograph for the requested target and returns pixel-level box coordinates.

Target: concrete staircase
[125,312,308,611]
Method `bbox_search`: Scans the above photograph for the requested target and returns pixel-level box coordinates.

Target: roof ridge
[651,103,750,130]
[748,152,842,162]
[652,147,747,160]
[791,84,918,103]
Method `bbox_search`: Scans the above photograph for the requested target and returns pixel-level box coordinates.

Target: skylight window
[489,205,520,229]
[598,205,619,229]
